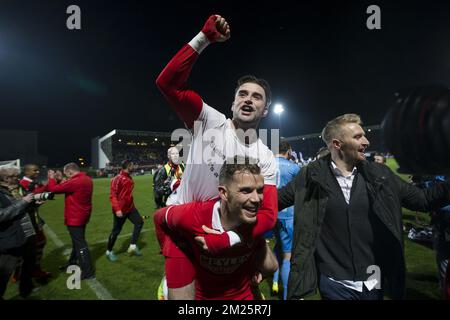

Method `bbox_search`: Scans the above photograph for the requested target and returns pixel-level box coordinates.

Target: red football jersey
[165,200,264,300]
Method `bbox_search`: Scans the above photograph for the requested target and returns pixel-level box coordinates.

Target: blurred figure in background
[106,160,144,261]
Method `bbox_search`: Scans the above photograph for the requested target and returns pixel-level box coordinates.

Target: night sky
[1,0,450,165]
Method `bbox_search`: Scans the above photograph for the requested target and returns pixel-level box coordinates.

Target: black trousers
[67,225,95,279]
[107,208,144,252]
[319,274,383,300]
[0,249,20,298]
[0,235,37,299]
[19,235,36,296]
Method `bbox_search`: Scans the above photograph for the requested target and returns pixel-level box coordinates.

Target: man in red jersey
[154,157,278,300]
[106,160,144,261]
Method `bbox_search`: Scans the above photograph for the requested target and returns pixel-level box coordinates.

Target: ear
[218,185,228,202]
[331,138,342,150]
[262,107,269,118]
[231,101,236,113]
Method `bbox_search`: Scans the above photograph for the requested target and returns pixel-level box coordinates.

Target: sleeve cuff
[227,231,241,246]
[188,32,210,54]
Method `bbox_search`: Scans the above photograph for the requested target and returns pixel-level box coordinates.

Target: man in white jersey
[155,14,278,299]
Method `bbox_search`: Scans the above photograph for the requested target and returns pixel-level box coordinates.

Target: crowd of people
[113,148,165,168]
[2,14,450,301]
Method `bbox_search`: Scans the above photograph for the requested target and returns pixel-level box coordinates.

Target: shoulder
[363,161,394,177]
[197,103,226,122]
[192,200,216,220]
[257,143,276,167]
[171,200,216,227]
[19,179,29,188]
[257,150,277,185]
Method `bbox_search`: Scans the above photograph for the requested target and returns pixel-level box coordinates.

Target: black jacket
[278,155,450,299]
[0,186,30,251]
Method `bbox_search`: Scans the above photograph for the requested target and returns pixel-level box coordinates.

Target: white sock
[162,276,168,300]
[106,250,111,255]
[129,244,136,250]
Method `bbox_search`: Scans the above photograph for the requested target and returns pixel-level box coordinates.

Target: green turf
[4,163,444,299]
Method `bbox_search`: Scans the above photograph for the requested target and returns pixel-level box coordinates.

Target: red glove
[201,14,231,43]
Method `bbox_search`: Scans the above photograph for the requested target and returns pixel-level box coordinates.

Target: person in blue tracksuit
[272,141,300,299]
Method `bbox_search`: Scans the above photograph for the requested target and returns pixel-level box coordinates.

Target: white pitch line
[43,224,115,300]
[85,278,114,300]
[42,224,65,248]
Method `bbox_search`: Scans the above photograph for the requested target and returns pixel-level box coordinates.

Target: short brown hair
[219,156,261,186]
[279,140,291,154]
[321,114,362,145]
[235,75,272,108]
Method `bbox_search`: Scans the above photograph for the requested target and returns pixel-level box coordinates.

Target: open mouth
[243,206,258,216]
[241,105,254,114]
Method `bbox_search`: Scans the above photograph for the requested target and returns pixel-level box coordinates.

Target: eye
[240,187,253,194]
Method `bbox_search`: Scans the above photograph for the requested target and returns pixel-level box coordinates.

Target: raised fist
[201,14,231,43]
[54,170,64,182]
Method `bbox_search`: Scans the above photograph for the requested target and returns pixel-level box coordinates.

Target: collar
[331,161,357,178]
[22,176,33,183]
[168,162,178,168]
[226,119,259,146]
[70,172,84,179]
[120,170,130,177]
[211,200,225,232]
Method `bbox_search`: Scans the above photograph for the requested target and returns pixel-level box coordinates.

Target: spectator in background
[272,141,300,299]
[0,167,35,299]
[47,163,95,280]
[428,176,450,299]
[153,147,185,208]
[106,160,144,261]
[279,114,450,300]
[373,152,386,164]
[19,164,52,281]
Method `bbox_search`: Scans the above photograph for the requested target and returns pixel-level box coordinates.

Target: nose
[249,190,261,205]
[362,136,370,147]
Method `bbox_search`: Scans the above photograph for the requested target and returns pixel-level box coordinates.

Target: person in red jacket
[106,160,144,261]
[47,163,95,280]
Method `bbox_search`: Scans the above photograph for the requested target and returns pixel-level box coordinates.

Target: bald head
[63,162,80,179]
[167,147,180,165]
